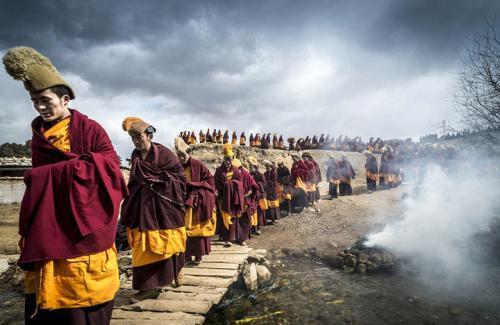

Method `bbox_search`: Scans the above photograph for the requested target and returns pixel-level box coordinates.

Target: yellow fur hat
[262,159,274,167]
[232,158,242,168]
[302,152,313,159]
[122,117,155,135]
[247,156,259,167]
[175,137,191,154]
[3,46,75,99]
[223,143,234,158]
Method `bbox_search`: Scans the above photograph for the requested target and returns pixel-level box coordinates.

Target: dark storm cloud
[370,0,500,61]
[1,0,500,151]
[1,0,498,95]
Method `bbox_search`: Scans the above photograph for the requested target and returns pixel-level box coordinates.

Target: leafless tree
[456,21,500,131]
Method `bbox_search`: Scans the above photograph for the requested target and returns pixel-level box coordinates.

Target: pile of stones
[242,249,272,290]
[334,239,396,274]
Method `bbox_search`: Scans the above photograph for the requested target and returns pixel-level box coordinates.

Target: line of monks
[118,122,326,304]
[179,129,333,150]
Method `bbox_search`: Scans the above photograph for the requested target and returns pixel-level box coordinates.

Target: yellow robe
[25,116,119,310]
[127,227,186,267]
[183,166,217,237]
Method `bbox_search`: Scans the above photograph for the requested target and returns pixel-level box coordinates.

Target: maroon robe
[238,167,258,240]
[19,109,127,268]
[214,164,245,242]
[264,168,279,201]
[184,157,216,222]
[291,160,309,183]
[250,171,267,226]
[311,159,322,200]
[264,167,280,222]
[121,143,186,231]
[184,157,216,259]
[121,143,186,291]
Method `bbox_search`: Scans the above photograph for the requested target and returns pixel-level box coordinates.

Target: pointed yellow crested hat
[223,143,234,158]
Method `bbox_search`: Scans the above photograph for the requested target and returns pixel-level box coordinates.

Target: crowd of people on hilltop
[178,129,401,152]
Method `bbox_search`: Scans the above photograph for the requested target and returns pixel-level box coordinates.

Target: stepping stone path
[111,242,255,324]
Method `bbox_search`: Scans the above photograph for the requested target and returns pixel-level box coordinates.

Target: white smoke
[366,155,500,295]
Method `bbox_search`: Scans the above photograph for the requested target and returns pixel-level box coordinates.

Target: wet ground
[0,291,23,325]
[206,255,500,324]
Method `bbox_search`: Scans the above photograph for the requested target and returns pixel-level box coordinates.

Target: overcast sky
[1,0,499,158]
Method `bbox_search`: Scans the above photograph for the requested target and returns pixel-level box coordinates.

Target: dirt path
[249,185,406,259]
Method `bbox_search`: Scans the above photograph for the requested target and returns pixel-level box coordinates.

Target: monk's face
[130,132,152,152]
[223,157,233,169]
[177,151,189,165]
[251,165,258,173]
[30,88,70,122]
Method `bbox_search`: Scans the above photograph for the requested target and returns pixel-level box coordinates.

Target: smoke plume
[366,153,500,303]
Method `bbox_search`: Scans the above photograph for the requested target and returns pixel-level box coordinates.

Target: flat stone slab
[182,275,234,288]
[114,289,137,307]
[210,246,253,253]
[111,310,204,324]
[162,285,227,295]
[158,290,224,303]
[201,253,248,264]
[120,298,212,314]
[186,262,239,270]
[182,267,238,278]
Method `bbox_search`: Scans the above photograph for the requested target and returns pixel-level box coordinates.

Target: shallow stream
[205,256,500,324]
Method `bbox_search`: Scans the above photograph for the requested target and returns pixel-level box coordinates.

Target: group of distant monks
[212,144,324,247]
[179,129,334,150]
[323,146,404,199]
[363,146,403,193]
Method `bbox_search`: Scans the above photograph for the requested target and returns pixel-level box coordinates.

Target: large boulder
[243,263,258,290]
[256,265,272,284]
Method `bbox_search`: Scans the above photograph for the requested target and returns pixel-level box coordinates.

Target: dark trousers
[329,182,338,198]
[266,206,280,223]
[367,178,377,191]
[339,182,352,195]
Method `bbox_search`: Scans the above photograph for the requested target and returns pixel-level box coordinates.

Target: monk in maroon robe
[237,161,258,243]
[264,160,281,224]
[291,154,309,212]
[121,118,187,301]
[4,46,128,324]
[248,157,267,231]
[214,144,246,246]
